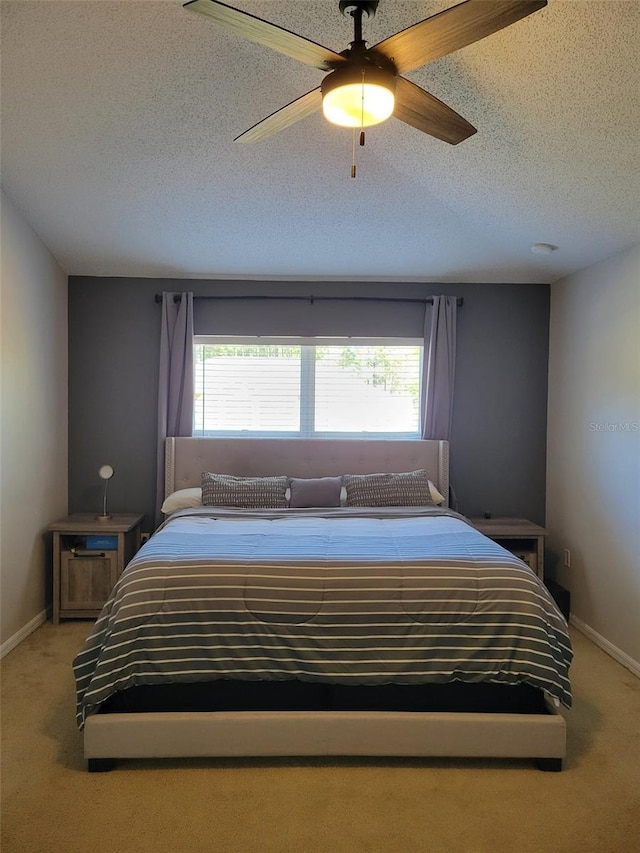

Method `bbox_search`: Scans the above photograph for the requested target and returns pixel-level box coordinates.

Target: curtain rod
[154,294,463,307]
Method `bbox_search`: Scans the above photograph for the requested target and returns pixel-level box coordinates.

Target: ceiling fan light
[321,66,395,128]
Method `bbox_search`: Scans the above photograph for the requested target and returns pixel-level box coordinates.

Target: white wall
[0,190,68,651]
[547,244,640,669]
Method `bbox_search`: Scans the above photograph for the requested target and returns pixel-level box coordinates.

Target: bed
[75,438,571,771]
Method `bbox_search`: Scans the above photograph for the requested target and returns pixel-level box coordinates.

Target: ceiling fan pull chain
[351,127,357,178]
[353,69,365,157]
[360,69,366,147]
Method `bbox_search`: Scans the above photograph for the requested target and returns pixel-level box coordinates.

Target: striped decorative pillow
[343,469,436,507]
[201,472,288,508]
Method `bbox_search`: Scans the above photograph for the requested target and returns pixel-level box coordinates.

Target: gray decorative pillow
[288,476,343,508]
[343,469,435,507]
[201,472,287,508]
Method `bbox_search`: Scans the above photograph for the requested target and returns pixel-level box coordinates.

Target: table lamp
[96,464,114,521]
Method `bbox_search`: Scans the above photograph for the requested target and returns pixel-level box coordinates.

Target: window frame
[193,335,423,440]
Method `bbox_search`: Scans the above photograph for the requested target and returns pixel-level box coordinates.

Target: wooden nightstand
[468,517,546,579]
[48,513,143,623]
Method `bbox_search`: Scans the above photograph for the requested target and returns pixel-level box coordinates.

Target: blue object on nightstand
[85,535,118,550]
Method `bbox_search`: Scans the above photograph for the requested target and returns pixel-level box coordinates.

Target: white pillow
[428,481,446,505]
[161,487,202,515]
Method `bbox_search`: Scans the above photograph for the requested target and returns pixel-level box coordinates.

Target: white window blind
[193,337,422,438]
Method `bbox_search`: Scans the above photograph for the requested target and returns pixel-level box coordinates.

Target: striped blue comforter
[74,507,572,728]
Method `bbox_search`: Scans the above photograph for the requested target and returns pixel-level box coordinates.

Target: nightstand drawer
[60,551,118,610]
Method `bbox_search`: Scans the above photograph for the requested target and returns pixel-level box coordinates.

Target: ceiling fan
[184,0,547,145]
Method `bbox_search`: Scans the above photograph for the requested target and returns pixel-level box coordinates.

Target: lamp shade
[321,65,395,128]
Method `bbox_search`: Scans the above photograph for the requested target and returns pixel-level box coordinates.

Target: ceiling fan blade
[184,0,345,71]
[372,0,547,74]
[393,77,476,145]
[235,87,323,143]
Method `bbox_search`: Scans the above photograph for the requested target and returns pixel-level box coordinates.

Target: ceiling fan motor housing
[321,63,396,100]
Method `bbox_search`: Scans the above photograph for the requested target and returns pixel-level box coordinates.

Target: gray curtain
[155,292,194,526]
[421,295,457,442]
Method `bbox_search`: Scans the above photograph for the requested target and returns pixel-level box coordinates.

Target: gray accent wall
[68,278,549,532]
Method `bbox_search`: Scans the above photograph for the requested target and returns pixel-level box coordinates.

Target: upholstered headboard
[165,438,449,505]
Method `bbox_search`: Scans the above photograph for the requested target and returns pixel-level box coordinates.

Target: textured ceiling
[1,0,639,283]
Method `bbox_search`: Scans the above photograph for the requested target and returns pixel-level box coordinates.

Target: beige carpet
[1,621,638,853]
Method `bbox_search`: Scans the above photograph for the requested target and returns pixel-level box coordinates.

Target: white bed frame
[84,438,566,771]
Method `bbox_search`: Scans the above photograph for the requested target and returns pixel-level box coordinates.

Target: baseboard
[0,609,48,659]
[570,614,640,678]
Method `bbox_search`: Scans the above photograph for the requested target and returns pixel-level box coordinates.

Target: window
[193,337,422,438]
